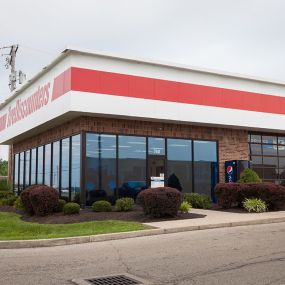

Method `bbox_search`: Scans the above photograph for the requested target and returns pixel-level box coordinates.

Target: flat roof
[1,46,285,109]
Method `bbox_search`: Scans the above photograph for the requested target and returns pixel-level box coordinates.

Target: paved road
[1,223,285,285]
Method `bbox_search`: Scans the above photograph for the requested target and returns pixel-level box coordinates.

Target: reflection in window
[61,138,70,200]
[85,134,117,205]
[13,154,19,194]
[118,135,146,199]
[250,144,262,155]
[148,137,165,155]
[52,141,60,191]
[44,144,51,186]
[167,139,192,193]
[194,141,218,199]
[37,146,44,184]
[262,144,277,156]
[25,150,30,188]
[19,152,24,192]
[71,135,81,202]
[31,148,37,184]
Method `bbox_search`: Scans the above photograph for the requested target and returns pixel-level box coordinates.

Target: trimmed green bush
[63,202,80,215]
[138,187,182,217]
[92,200,112,212]
[13,197,24,210]
[214,183,240,208]
[115,198,134,212]
[243,198,267,213]
[0,191,14,199]
[183,193,212,209]
[179,201,191,213]
[0,180,11,192]
[0,196,17,206]
[56,199,67,212]
[238,168,262,183]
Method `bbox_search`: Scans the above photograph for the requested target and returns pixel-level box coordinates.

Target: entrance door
[148,155,165,187]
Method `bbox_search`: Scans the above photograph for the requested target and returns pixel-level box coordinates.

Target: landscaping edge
[1,216,285,249]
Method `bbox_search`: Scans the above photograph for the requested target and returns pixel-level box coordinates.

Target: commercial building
[0,48,285,206]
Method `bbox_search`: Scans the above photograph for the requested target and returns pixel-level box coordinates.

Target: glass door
[148,155,165,187]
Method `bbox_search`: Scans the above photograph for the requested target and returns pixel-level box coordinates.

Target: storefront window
[148,137,165,155]
[52,141,60,191]
[25,150,30,188]
[71,135,81,202]
[19,152,24,192]
[193,141,218,199]
[31,148,37,184]
[167,139,192,193]
[44,144,51,186]
[13,153,19,194]
[37,146,44,184]
[61,138,70,200]
[118,135,146,199]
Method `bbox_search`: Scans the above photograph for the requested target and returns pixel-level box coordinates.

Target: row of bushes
[92,198,134,212]
[215,182,285,210]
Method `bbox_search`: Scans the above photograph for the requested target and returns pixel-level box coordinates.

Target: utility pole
[1,44,26,92]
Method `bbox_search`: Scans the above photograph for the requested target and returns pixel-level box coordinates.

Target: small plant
[179,201,191,213]
[238,168,262,183]
[13,197,24,210]
[242,198,267,213]
[115,198,134,211]
[63,202,80,214]
[92,200,112,212]
[183,193,212,209]
[0,196,17,206]
[56,199,67,212]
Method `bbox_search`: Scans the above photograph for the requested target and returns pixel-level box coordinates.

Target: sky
[1,0,285,160]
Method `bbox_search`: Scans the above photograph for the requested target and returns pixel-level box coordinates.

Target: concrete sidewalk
[144,208,285,230]
[1,209,285,249]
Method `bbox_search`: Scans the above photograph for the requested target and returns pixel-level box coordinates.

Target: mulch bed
[0,205,206,224]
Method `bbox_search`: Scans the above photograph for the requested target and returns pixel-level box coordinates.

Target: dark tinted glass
[167,139,192,193]
[71,135,81,202]
[13,153,19,194]
[37,146,44,184]
[252,167,263,178]
[250,156,262,166]
[263,168,278,180]
[25,150,30,187]
[148,137,165,155]
[44,144,51,186]
[61,138,70,200]
[263,156,278,168]
[52,141,60,191]
[31,148,37,184]
[19,152,24,192]
[278,145,285,156]
[118,135,146,199]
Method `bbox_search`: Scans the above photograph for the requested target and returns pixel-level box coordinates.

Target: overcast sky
[1,0,285,160]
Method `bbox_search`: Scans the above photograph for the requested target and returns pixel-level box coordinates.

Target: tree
[167,173,182,191]
[0,159,8,176]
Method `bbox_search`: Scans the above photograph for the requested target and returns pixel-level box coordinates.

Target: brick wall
[12,116,249,182]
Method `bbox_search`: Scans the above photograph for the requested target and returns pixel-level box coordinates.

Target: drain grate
[86,274,143,285]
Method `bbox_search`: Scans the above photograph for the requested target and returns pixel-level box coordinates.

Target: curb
[1,217,285,249]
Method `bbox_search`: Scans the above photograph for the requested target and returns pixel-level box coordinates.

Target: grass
[0,212,150,240]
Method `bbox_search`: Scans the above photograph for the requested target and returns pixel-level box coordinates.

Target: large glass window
[31,148,37,184]
[193,141,218,199]
[19,152,24,192]
[37,146,44,184]
[249,133,285,184]
[167,139,192,193]
[44,144,51,186]
[118,135,147,199]
[71,135,81,203]
[85,134,117,205]
[61,138,70,200]
[25,150,30,188]
[13,154,19,194]
[148,137,165,155]
[52,141,60,191]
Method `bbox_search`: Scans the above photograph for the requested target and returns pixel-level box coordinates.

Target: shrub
[215,183,240,208]
[238,168,262,183]
[183,193,212,209]
[0,191,14,199]
[20,186,37,215]
[180,201,191,213]
[92,200,112,212]
[115,198,134,211]
[138,187,182,217]
[13,196,24,210]
[56,199,67,212]
[0,180,11,191]
[243,198,267,213]
[0,196,17,206]
[63,202,80,214]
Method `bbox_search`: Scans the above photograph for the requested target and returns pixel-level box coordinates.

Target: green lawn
[0,212,150,240]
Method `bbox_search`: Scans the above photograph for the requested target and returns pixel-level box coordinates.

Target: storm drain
[86,275,142,285]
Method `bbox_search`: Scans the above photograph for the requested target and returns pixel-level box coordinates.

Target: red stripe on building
[54,67,285,115]
[51,68,72,101]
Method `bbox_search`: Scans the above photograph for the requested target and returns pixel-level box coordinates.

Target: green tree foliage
[0,159,8,176]
[238,168,262,183]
